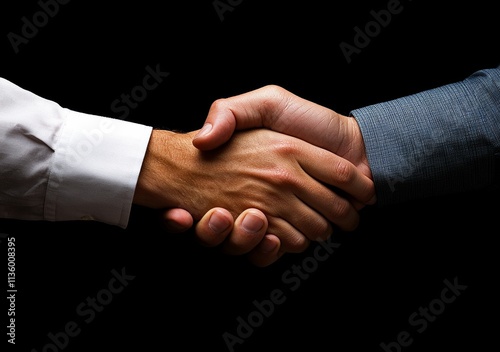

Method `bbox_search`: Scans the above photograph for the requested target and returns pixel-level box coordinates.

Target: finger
[292,174,361,233]
[352,197,370,211]
[255,178,334,241]
[296,140,376,206]
[279,140,371,230]
[220,209,268,256]
[245,234,284,267]
[160,208,194,233]
[265,216,312,254]
[194,208,234,247]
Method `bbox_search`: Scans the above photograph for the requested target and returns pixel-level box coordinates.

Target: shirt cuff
[45,109,153,228]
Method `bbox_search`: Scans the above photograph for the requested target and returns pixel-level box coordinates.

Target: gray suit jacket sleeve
[350,66,500,205]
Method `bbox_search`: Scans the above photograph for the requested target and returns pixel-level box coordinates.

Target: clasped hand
[135,85,376,266]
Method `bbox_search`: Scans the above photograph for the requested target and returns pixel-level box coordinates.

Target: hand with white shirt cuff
[133,127,370,265]
[0,77,372,268]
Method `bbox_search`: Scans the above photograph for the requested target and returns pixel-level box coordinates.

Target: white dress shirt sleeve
[0,77,153,228]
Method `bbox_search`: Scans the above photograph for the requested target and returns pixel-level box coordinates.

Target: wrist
[133,129,187,209]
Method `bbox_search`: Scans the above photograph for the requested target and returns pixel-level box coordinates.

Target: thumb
[192,107,236,151]
[192,85,288,151]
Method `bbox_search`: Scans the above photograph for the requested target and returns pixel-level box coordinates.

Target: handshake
[133,85,376,267]
[4,68,494,266]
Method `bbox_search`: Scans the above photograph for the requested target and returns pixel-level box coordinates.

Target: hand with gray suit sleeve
[164,65,500,266]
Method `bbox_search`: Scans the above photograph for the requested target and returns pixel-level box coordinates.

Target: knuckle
[330,200,360,232]
[287,235,310,253]
[261,85,287,106]
[209,97,229,112]
[329,198,352,219]
[333,159,355,184]
[271,137,298,155]
[271,167,297,187]
[260,85,290,127]
[263,84,286,94]
[294,213,332,244]
[304,216,332,241]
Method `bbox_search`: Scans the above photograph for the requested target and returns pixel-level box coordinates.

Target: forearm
[0,77,152,228]
[351,66,500,205]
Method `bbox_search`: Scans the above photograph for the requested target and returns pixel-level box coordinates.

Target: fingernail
[242,213,264,233]
[194,123,212,139]
[208,210,231,233]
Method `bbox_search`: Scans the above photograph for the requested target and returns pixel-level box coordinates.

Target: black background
[1,0,499,351]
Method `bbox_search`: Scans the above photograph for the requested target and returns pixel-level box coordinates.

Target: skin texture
[158,85,375,267]
[134,128,372,255]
